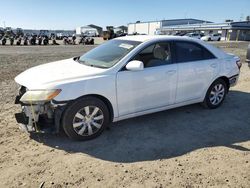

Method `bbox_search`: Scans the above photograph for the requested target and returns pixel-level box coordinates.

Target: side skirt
[113,98,203,122]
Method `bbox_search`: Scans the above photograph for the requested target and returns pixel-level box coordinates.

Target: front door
[116,42,177,116]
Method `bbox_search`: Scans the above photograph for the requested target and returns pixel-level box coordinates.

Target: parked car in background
[174,32,187,36]
[246,43,250,67]
[184,33,202,39]
[56,33,64,40]
[14,35,241,141]
[15,28,24,38]
[39,30,50,37]
[201,33,221,41]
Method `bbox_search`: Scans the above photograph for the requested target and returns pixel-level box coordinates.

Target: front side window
[175,42,215,63]
[79,40,141,68]
[132,42,172,68]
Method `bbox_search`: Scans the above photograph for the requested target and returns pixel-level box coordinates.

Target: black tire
[203,79,227,109]
[208,38,211,41]
[62,96,110,141]
[217,38,221,41]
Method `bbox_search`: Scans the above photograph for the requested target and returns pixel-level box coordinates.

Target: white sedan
[15,35,241,140]
[184,33,202,39]
[201,33,221,41]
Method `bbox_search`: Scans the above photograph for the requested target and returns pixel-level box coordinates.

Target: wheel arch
[75,94,114,122]
[202,76,229,108]
[216,76,230,92]
[203,76,230,102]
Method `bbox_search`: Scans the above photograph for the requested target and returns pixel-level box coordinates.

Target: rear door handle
[166,70,176,75]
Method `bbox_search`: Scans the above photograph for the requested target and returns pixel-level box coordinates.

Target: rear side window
[175,42,216,63]
[203,48,216,60]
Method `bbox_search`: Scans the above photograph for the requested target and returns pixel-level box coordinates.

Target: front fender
[53,75,118,118]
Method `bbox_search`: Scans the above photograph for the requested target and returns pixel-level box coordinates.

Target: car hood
[15,58,106,89]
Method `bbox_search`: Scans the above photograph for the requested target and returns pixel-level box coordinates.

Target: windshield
[79,39,141,68]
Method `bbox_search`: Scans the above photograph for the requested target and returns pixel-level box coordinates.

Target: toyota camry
[14,35,241,140]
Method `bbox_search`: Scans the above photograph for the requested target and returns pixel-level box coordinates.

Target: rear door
[174,41,219,103]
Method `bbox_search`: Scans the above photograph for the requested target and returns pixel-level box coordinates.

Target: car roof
[115,35,194,42]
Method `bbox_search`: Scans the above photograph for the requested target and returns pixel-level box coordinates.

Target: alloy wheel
[209,84,225,105]
[72,106,104,136]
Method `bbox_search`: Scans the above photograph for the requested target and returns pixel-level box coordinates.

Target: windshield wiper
[78,60,106,68]
[88,64,107,69]
[76,58,108,69]
[73,56,80,62]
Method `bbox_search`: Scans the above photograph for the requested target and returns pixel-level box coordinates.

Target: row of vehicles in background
[2,27,222,44]
[1,27,127,42]
[184,33,221,41]
[170,32,221,41]
[0,27,75,41]
[130,31,221,42]
[39,30,74,40]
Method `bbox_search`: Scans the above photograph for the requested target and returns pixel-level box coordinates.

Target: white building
[128,19,211,35]
[128,21,161,35]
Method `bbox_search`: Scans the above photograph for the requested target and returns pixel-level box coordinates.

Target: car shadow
[31,90,250,163]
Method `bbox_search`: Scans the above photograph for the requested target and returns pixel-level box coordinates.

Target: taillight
[236,60,242,70]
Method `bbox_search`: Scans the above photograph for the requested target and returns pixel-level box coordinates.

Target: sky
[0,0,249,30]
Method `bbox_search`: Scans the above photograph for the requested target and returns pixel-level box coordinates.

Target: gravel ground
[0,42,249,188]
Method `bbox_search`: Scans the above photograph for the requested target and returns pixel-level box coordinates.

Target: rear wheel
[203,79,227,109]
[62,97,110,141]
[217,38,221,41]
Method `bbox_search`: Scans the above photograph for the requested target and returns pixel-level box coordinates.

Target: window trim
[172,40,217,64]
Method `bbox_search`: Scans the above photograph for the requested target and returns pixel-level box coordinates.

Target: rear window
[175,42,216,63]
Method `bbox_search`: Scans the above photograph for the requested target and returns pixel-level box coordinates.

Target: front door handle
[210,63,217,68]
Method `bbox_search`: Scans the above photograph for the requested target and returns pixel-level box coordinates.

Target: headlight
[20,89,61,103]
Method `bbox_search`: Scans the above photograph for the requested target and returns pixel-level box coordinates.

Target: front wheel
[62,97,110,141]
[203,79,227,109]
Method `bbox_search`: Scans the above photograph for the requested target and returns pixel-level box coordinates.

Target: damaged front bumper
[14,87,66,133]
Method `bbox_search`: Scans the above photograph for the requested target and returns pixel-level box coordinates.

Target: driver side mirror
[126,60,144,71]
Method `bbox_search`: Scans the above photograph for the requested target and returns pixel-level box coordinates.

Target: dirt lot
[0,42,249,188]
